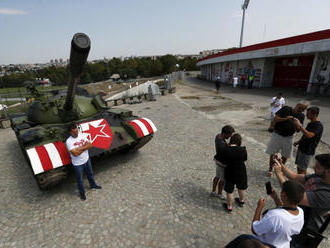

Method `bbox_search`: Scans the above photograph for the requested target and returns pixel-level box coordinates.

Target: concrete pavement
[185,76,330,146]
[1,81,329,247]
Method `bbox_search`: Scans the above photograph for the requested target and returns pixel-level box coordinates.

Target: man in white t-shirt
[268,93,285,132]
[225,180,304,248]
[66,123,101,200]
[252,180,304,248]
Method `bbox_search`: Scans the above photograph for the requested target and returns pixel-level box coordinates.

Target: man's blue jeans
[73,159,97,194]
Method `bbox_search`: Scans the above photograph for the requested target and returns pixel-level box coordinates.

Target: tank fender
[123,118,157,139]
[26,141,71,175]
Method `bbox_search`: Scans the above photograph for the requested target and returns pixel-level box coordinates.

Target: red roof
[198,29,330,62]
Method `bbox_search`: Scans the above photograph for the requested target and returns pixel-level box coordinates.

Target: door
[273,55,314,89]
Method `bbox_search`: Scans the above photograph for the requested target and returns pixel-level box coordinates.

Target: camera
[271,153,282,167]
[273,153,282,161]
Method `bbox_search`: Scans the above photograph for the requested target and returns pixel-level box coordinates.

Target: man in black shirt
[211,125,235,199]
[266,103,308,176]
[294,107,323,174]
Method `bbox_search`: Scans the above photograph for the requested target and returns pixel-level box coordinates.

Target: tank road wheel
[35,167,69,190]
[16,138,69,190]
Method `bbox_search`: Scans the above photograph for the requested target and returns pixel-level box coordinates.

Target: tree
[80,72,92,84]
[108,57,122,74]
[137,58,152,77]
[1,73,35,87]
[0,53,198,89]
[159,55,177,74]
[150,60,163,76]
[180,57,198,71]
[88,63,107,82]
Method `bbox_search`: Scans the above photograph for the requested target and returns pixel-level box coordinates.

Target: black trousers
[248,80,253,89]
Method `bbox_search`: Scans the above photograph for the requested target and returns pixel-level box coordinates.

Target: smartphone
[265,181,272,195]
[274,153,282,161]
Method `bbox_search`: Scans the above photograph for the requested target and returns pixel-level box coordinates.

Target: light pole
[239,0,250,48]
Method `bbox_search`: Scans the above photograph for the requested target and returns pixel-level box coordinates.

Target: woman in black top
[222,133,248,212]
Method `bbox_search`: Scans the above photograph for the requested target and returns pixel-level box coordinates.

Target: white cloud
[0,8,27,15]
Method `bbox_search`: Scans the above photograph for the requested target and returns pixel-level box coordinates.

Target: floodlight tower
[239,0,250,48]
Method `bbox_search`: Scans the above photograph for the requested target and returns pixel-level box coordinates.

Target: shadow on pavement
[7,139,140,202]
[169,179,228,212]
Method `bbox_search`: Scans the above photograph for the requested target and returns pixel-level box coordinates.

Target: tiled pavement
[0,82,329,247]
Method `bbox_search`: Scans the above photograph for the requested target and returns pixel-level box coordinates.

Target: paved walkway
[185,76,330,146]
[0,82,329,247]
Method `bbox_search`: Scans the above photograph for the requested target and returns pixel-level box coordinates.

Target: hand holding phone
[274,153,282,161]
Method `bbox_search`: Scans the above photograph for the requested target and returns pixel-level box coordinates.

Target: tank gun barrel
[64,33,91,111]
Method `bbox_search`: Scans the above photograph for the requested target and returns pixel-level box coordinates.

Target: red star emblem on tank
[78,119,113,149]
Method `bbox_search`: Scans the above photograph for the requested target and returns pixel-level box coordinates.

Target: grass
[0,85,67,98]
[0,100,21,105]
[0,85,67,93]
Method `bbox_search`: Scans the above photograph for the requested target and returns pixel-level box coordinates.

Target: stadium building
[197,29,330,95]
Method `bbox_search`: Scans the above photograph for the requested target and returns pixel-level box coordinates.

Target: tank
[10,33,157,190]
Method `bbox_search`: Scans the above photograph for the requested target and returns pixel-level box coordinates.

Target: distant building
[199,49,226,58]
[110,74,120,81]
[197,29,330,95]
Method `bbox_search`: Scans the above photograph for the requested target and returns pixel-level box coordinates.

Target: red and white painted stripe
[128,118,157,138]
[26,141,71,175]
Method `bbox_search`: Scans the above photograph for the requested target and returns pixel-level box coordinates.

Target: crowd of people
[210,98,329,248]
[64,89,329,246]
[214,73,255,94]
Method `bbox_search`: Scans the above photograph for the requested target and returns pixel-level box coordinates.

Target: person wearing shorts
[295,150,313,173]
[215,160,225,182]
[294,107,323,174]
[222,134,248,212]
[211,125,235,199]
[266,103,307,176]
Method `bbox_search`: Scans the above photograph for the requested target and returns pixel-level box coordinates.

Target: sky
[0,0,330,64]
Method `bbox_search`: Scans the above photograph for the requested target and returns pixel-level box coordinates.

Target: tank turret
[26,33,98,124]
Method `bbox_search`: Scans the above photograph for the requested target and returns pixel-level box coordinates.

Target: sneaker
[80,192,86,201]
[223,203,232,213]
[235,197,245,207]
[91,185,102,189]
